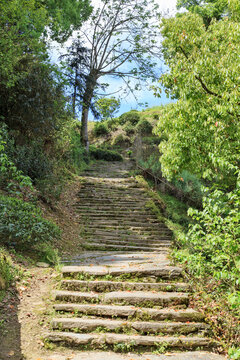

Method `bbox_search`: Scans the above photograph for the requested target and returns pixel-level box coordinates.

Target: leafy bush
[111,133,131,146]
[0,195,61,248]
[93,122,109,137]
[105,117,120,131]
[90,146,122,161]
[0,124,33,193]
[67,127,89,171]
[175,186,240,288]
[14,143,52,181]
[124,122,135,136]
[119,110,140,125]
[0,249,15,291]
[173,170,202,204]
[136,119,153,135]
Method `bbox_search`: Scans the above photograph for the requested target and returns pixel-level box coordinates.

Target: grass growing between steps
[135,175,240,357]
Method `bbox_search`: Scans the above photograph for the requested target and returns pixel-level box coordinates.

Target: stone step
[77,193,148,201]
[82,220,164,226]
[84,239,171,247]
[75,199,147,204]
[45,332,216,350]
[81,234,172,242]
[54,304,204,322]
[82,242,169,252]
[51,318,210,335]
[84,228,172,233]
[54,290,189,307]
[74,205,148,210]
[83,225,169,232]
[62,265,183,279]
[83,228,171,235]
[60,280,190,292]
[78,214,160,222]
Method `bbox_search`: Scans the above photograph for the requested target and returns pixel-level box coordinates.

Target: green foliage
[177,0,228,26]
[1,63,70,142]
[136,119,153,135]
[14,143,52,182]
[0,0,47,88]
[111,133,131,147]
[229,346,240,359]
[0,195,61,248]
[93,122,109,137]
[155,14,240,186]
[175,185,240,288]
[123,122,136,136]
[172,170,202,204]
[95,97,121,121]
[139,153,162,177]
[0,248,16,290]
[90,146,123,162]
[119,111,141,125]
[35,243,60,266]
[40,0,92,42]
[0,125,33,193]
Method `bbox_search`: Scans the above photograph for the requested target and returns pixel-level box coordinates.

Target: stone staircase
[45,161,219,357]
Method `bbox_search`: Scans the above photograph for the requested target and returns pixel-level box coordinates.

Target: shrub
[173,170,202,204]
[90,146,122,161]
[93,122,109,137]
[175,186,240,288]
[136,119,153,135]
[119,110,140,125]
[0,195,61,248]
[111,133,131,147]
[124,122,135,136]
[105,117,120,131]
[0,124,33,193]
[0,249,15,291]
[14,143,52,181]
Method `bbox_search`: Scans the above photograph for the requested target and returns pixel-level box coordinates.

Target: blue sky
[49,0,177,118]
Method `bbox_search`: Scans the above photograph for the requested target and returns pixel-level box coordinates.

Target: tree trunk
[72,70,77,117]
[80,75,96,151]
[81,105,89,151]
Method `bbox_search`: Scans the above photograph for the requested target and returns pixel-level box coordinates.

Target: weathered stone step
[75,199,146,204]
[78,214,160,222]
[84,239,171,248]
[74,205,148,210]
[82,242,169,252]
[45,332,216,350]
[54,304,204,322]
[51,318,209,335]
[82,234,172,242]
[83,228,171,235]
[83,224,169,232]
[62,265,183,279]
[83,227,172,239]
[78,190,147,196]
[60,280,190,292]
[54,290,189,307]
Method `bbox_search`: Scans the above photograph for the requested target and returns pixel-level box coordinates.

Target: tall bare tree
[64,0,161,149]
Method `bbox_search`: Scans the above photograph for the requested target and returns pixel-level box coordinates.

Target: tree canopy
[154,12,240,186]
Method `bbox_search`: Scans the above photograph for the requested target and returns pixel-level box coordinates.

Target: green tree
[40,0,92,42]
[176,0,228,26]
[0,0,47,88]
[65,0,161,149]
[95,97,121,121]
[155,13,240,186]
